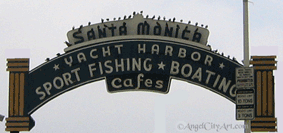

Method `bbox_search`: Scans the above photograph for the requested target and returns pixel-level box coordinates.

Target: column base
[251,117,277,132]
[5,116,35,132]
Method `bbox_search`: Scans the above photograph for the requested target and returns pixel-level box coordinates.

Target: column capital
[250,56,277,70]
[6,58,29,72]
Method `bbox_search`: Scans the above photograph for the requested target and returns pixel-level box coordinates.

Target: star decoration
[53,64,60,71]
[158,62,166,70]
[219,63,225,69]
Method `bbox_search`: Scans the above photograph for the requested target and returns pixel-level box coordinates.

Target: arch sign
[5,13,277,132]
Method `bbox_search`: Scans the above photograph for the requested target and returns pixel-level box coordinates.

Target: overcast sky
[0,0,282,133]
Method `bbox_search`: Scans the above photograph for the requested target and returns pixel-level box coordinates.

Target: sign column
[6,58,34,132]
[250,56,277,132]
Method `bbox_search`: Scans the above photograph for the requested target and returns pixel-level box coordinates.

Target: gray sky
[0,0,282,133]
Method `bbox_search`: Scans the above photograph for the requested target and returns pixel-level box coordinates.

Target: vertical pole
[243,0,250,67]
[243,0,251,133]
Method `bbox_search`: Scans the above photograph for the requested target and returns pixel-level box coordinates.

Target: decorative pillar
[250,56,277,132]
[6,58,34,132]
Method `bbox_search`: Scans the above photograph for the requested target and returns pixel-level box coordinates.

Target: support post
[5,58,34,132]
[243,0,250,66]
[243,0,251,132]
[250,56,277,132]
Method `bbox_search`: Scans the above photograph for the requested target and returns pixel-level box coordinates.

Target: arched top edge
[29,36,243,74]
[64,35,210,52]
